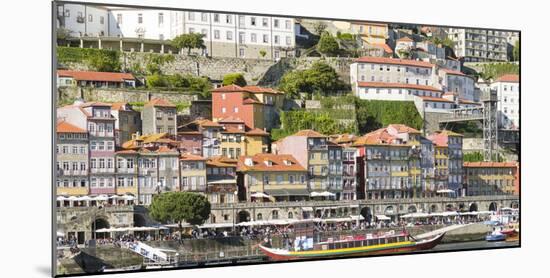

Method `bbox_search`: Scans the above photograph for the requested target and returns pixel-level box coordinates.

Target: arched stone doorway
[237,210,250,223]
[360,207,373,223]
[133,213,147,227]
[459,203,465,212]
[384,206,394,215]
[429,204,438,213]
[446,204,454,211]
[511,201,519,209]
[93,218,110,239]
[469,203,478,212]
[407,205,417,213]
[489,202,498,212]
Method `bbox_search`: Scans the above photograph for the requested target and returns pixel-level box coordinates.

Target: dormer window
[244,157,253,166]
[283,160,292,166]
[264,160,273,166]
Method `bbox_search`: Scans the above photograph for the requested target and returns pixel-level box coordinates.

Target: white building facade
[490,74,520,129]
[350,57,437,94]
[57,4,296,59]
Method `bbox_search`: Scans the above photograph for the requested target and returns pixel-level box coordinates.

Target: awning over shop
[310,191,336,197]
[207,179,237,185]
[265,188,310,196]
[301,207,314,212]
[375,215,391,221]
[198,223,235,229]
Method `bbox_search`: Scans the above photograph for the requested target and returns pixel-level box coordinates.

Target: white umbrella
[122,195,135,201]
[56,231,65,237]
[250,192,270,198]
[79,196,93,201]
[108,195,121,199]
[437,189,454,193]
[94,195,109,201]
[67,196,78,201]
[56,196,67,201]
[311,191,335,197]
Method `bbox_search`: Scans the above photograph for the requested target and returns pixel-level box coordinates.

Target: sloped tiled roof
[218,116,244,123]
[145,98,176,108]
[57,70,135,82]
[207,156,238,168]
[238,154,306,172]
[354,56,434,68]
[180,153,207,161]
[292,129,326,138]
[417,96,454,103]
[246,128,270,136]
[56,121,87,133]
[464,162,517,168]
[388,124,421,134]
[495,74,519,83]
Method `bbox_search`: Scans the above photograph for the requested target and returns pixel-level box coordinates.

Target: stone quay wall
[57,86,198,104]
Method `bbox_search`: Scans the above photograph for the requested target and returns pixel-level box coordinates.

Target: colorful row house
[238,154,309,202]
[464,162,519,196]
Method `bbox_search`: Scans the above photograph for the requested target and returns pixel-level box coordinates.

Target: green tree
[279,61,346,98]
[171,33,206,55]
[513,40,520,61]
[317,32,340,56]
[149,192,211,228]
[259,49,267,58]
[87,53,120,72]
[222,73,247,86]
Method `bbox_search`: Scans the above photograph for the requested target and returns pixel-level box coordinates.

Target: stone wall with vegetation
[57,87,197,108]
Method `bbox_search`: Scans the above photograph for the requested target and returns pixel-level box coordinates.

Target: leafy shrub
[222,73,247,87]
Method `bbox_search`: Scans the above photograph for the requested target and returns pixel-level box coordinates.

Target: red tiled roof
[292,129,326,138]
[195,119,222,127]
[495,74,519,83]
[371,43,393,54]
[145,98,176,108]
[81,101,112,107]
[218,116,244,123]
[464,162,517,168]
[221,127,245,134]
[180,153,207,161]
[212,84,283,95]
[242,85,283,95]
[246,128,270,136]
[353,128,396,146]
[441,68,467,76]
[418,96,454,103]
[357,82,442,92]
[354,56,434,68]
[56,121,86,133]
[388,124,421,134]
[238,154,306,172]
[57,70,135,82]
[243,98,262,104]
[111,102,130,111]
[211,84,245,93]
[207,156,238,167]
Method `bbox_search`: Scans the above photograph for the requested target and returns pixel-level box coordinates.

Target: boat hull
[259,233,445,261]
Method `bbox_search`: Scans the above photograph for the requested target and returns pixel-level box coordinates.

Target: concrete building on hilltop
[447,28,510,62]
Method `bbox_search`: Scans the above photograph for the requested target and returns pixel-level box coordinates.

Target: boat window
[335,243,341,249]
[321,244,328,250]
[328,243,335,250]
[368,239,374,245]
[362,240,368,246]
[387,237,396,244]
[354,241,362,248]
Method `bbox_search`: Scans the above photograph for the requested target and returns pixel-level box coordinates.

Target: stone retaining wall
[57,87,198,104]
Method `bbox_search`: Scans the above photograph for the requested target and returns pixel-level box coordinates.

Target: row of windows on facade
[64,10,105,24]
[359,63,432,75]
[115,12,292,29]
[57,145,88,155]
[467,168,515,175]
[88,122,114,134]
[58,133,88,140]
[250,174,307,185]
[468,179,514,187]
[360,86,438,97]
[221,147,242,159]
[187,28,293,45]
